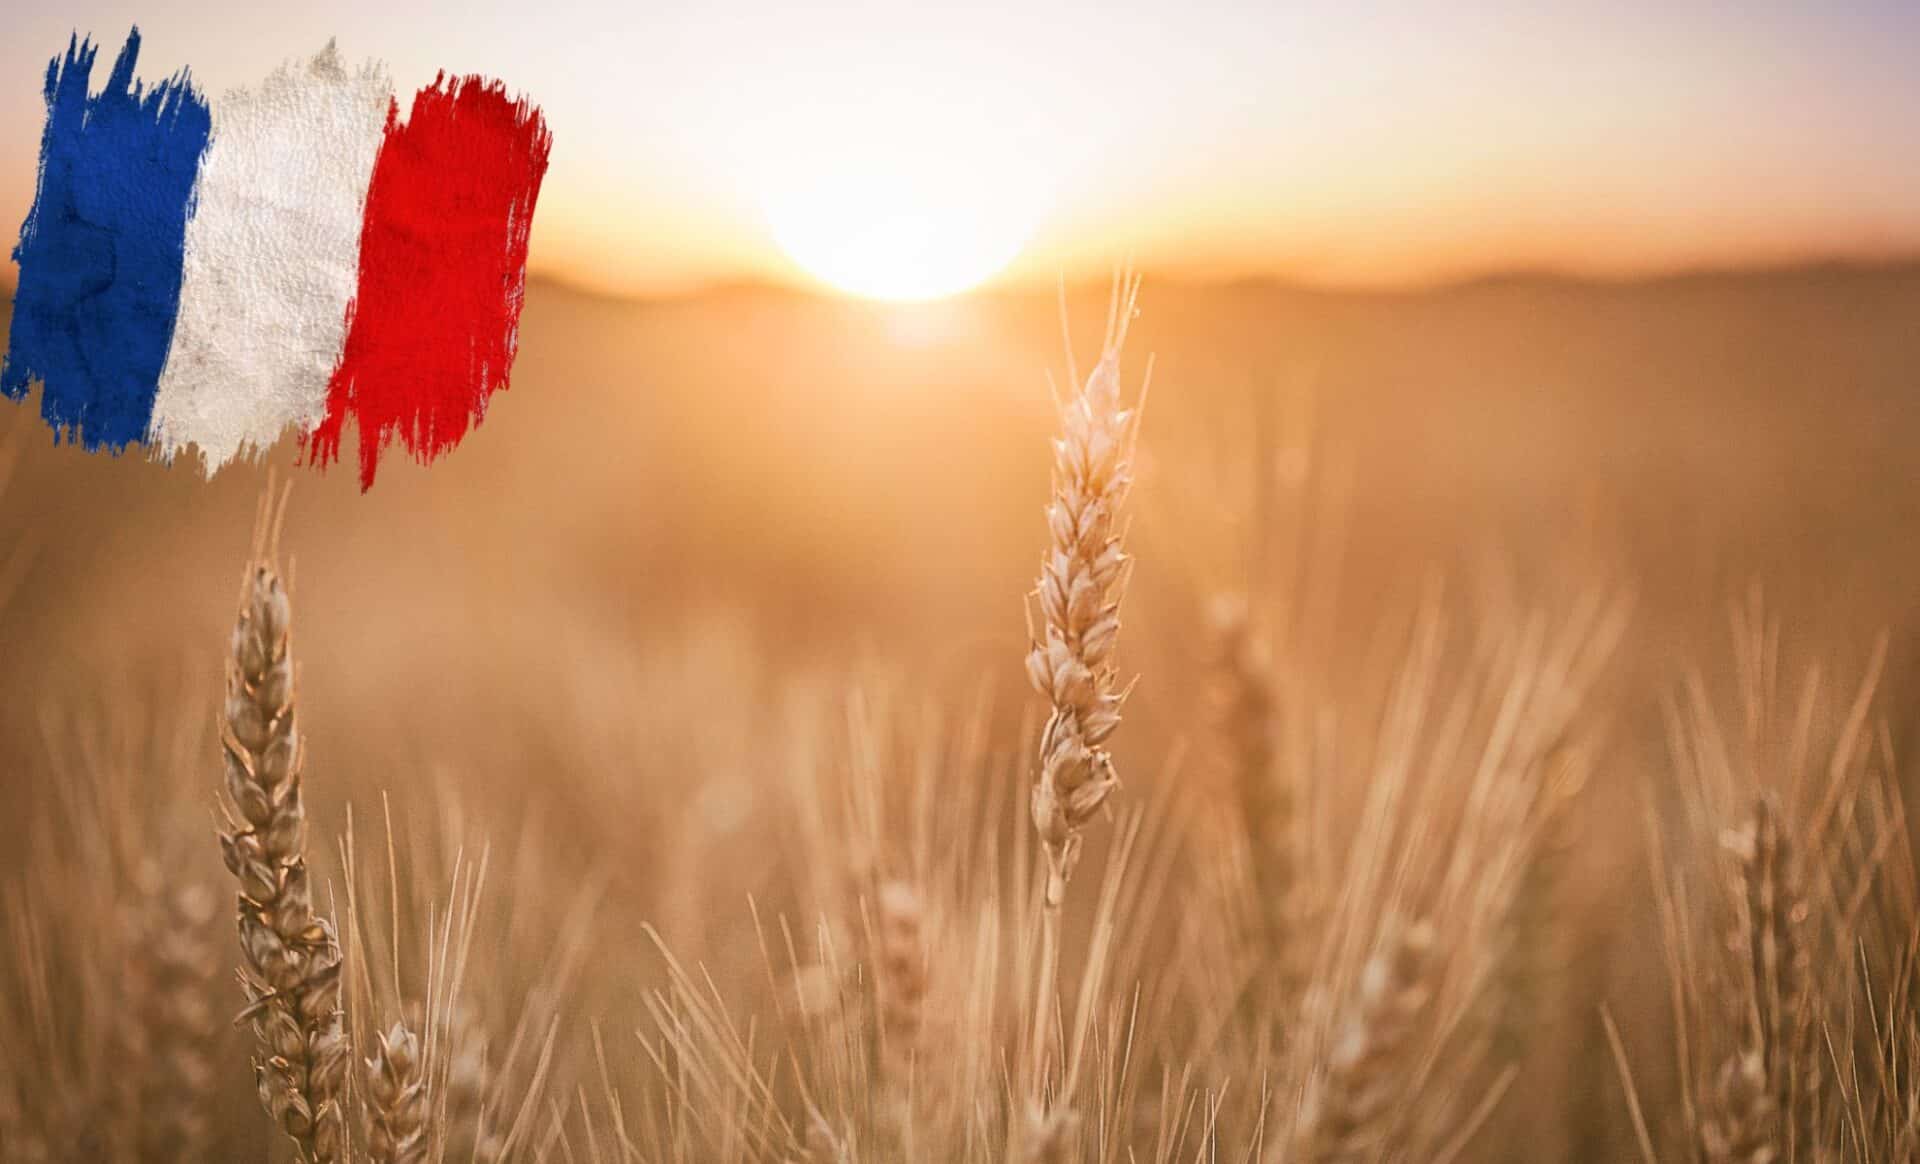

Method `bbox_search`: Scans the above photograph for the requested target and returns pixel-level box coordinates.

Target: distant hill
[6,255,1920,314]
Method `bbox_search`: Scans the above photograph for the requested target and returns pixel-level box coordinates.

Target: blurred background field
[5,267,1919,747]
[9,265,1920,664]
[2,267,1919,1159]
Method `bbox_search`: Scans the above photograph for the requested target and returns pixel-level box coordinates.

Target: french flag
[2,29,552,488]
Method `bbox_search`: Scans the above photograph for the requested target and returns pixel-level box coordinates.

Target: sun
[763,166,1037,302]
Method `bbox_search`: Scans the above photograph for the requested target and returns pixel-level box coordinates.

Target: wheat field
[0,269,1917,1161]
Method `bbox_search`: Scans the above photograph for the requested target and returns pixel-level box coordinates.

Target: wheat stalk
[113,863,220,1163]
[217,493,351,1161]
[1700,796,1809,1163]
[874,878,927,1083]
[1702,1049,1779,1164]
[444,1003,504,1164]
[1025,274,1148,909]
[872,878,928,1153]
[1022,1102,1081,1163]
[1485,741,1588,1065]
[367,1020,429,1164]
[1291,918,1437,1164]
[1204,595,1304,982]
[1732,798,1809,1110]
[799,1104,852,1164]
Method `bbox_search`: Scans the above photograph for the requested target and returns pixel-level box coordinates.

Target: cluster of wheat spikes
[209,486,517,1161]
[8,291,1920,1164]
[1619,594,1920,1164]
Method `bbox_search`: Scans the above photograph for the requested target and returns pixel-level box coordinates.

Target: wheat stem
[217,496,351,1162]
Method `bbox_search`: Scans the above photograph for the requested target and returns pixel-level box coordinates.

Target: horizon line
[519,249,1920,306]
[7,250,1920,309]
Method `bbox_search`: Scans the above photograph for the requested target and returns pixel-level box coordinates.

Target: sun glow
[654,6,1082,303]
[764,164,1038,301]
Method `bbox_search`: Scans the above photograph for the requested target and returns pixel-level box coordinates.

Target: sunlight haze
[3,1,1919,298]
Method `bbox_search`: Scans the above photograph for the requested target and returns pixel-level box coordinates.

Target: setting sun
[762,164,1039,301]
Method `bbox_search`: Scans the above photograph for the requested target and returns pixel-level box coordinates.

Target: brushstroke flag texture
[1,29,552,489]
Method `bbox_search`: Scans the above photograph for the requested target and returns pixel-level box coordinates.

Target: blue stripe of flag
[1,29,210,452]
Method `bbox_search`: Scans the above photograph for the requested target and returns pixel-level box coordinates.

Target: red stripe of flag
[308,73,551,489]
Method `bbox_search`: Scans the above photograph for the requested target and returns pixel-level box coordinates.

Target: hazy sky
[4,0,1920,297]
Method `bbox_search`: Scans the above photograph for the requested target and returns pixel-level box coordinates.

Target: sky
[3,0,1920,298]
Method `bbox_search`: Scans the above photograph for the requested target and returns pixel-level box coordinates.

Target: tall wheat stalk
[1621,604,1904,1163]
[113,863,220,1163]
[1204,596,1306,993]
[873,878,927,1084]
[1289,917,1438,1163]
[217,488,351,1161]
[1020,276,1149,1149]
[1700,796,1808,1164]
[1025,275,1148,911]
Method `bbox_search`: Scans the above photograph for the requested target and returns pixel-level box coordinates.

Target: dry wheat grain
[367,1020,429,1164]
[217,506,351,1162]
[444,1003,504,1164]
[1701,797,1808,1164]
[1485,742,1587,1064]
[1702,1049,1780,1164]
[1204,595,1303,979]
[1291,918,1437,1164]
[874,878,927,1083]
[1022,1102,1081,1163]
[1026,277,1146,909]
[113,863,220,1163]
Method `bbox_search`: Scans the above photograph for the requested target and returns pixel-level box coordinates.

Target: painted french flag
[2,29,552,488]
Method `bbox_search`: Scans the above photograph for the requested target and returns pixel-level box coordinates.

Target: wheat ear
[115,864,220,1163]
[1026,275,1147,908]
[875,879,928,1083]
[1205,596,1302,974]
[444,1004,504,1164]
[1701,796,1808,1163]
[1022,1102,1082,1163]
[367,1020,429,1164]
[218,497,350,1161]
[1702,1049,1778,1164]
[1293,918,1437,1163]
[873,878,929,1153]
